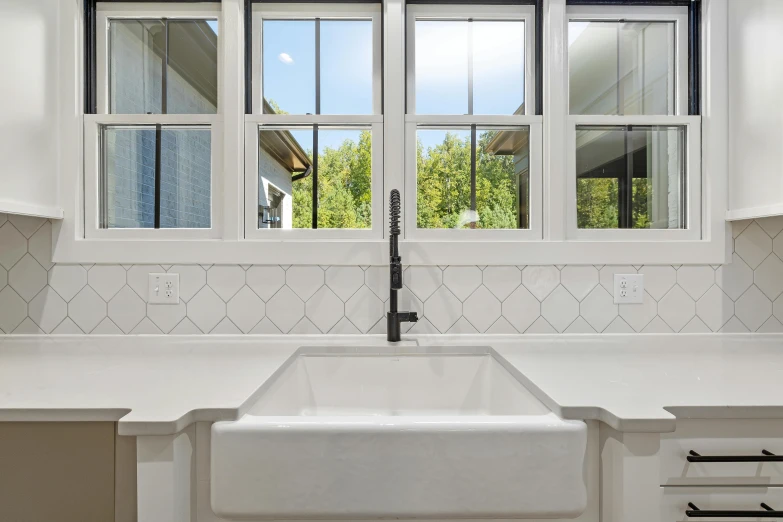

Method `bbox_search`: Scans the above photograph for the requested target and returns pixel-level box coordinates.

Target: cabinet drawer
[660,420,783,486]
[660,487,783,522]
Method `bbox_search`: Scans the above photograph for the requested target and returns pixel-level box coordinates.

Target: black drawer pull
[687,449,783,463]
[686,502,782,517]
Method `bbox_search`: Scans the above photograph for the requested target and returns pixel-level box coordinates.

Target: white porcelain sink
[211,347,587,520]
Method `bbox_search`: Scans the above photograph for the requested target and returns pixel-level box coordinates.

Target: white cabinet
[0,0,63,219]
[601,419,783,522]
[728,0,783,221]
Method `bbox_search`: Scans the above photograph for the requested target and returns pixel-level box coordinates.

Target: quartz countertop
[0,334,781,435]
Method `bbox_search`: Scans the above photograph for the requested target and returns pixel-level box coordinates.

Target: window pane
[259,128,313,229]
[258,127,372,229]
[159,128,212,228]
[262,20,315,114]
[415,21,469,115]
[109,19,218,114]
[101,126,212,229]
[416,127,529,229]
[320,20,373,114]
[415,20,525,115]
[478,128,529,229]
[416,128,471,228]
[110,20,164,114]
[473,21,525,115]
[317,129,372,229]
[569,21,675,115]
[166,20,218,114]
[575,125,686,229]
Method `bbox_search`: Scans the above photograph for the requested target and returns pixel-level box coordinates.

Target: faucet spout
[387,190,418,342]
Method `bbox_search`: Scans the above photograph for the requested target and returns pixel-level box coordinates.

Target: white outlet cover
[613,274,644,304]
[148,273,180,304]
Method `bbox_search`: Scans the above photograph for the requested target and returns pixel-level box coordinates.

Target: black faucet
[387,189,418,342]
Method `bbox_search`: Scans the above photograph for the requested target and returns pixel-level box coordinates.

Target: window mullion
[312,124,319,229]
[467,19,474,116]
[313,18,321,229]
[470,123,477,229]
[155,19,169,230]
[162,18,169,115]
[154,124,163,229]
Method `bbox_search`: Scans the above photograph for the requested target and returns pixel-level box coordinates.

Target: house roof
[259,100,312,173]
[484,103,529,156]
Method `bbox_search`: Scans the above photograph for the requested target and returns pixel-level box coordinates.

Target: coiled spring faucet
[387,190,418,342]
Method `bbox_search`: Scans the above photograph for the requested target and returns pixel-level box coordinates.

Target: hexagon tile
[1,215,783,335]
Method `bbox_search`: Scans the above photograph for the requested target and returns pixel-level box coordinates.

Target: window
[61,0,726,265]
[566,5,701,240]
[405,4,541,239]
[245,3,382,238]
[85,3,222,239]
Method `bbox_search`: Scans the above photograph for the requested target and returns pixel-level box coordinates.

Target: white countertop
[0,334,781,435]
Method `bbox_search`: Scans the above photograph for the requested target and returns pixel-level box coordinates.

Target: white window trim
[85,2,224,239]
[246,3,384,239]
[405,3,542,241]
[53,0,729,266]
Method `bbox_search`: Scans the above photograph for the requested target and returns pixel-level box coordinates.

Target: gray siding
[106,22,215,229]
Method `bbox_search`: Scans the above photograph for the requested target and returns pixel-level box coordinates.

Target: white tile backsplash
[1,214,782,334]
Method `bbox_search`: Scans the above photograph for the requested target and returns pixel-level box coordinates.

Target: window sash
[406,3,537,118]
[243,120,384,239]
[565,114,701,241]
[251,3,382,117]
[95,3,222,116]
[404,120,543,241]
[84,114,224,239]
[566,5,689,116]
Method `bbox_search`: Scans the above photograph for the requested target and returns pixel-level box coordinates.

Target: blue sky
[261,18,525,151]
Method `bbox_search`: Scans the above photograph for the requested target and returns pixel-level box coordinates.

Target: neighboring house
[257,100,312,230]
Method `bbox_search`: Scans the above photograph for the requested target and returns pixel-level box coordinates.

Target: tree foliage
[576,178,652,229]
[280,113,654,230]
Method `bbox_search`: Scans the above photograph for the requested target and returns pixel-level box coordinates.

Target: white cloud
[278,52,294,64]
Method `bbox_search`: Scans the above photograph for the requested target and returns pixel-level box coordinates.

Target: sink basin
[211,347,587,520]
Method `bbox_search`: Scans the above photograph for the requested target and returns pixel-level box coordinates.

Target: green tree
[292,130,373,229]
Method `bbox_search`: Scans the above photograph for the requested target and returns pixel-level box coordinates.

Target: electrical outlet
[613,274,644,304]
[148,273,180,304]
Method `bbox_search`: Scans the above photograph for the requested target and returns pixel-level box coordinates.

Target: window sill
[52,236,731,266]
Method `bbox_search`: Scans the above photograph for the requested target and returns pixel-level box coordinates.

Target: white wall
[0,0,62,218]
[728,0,783,219]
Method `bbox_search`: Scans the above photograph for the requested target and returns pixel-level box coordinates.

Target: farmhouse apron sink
[211,347,587,520]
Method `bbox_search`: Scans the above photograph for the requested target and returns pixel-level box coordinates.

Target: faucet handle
[400,311,418,323]
[390,259,403,290]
